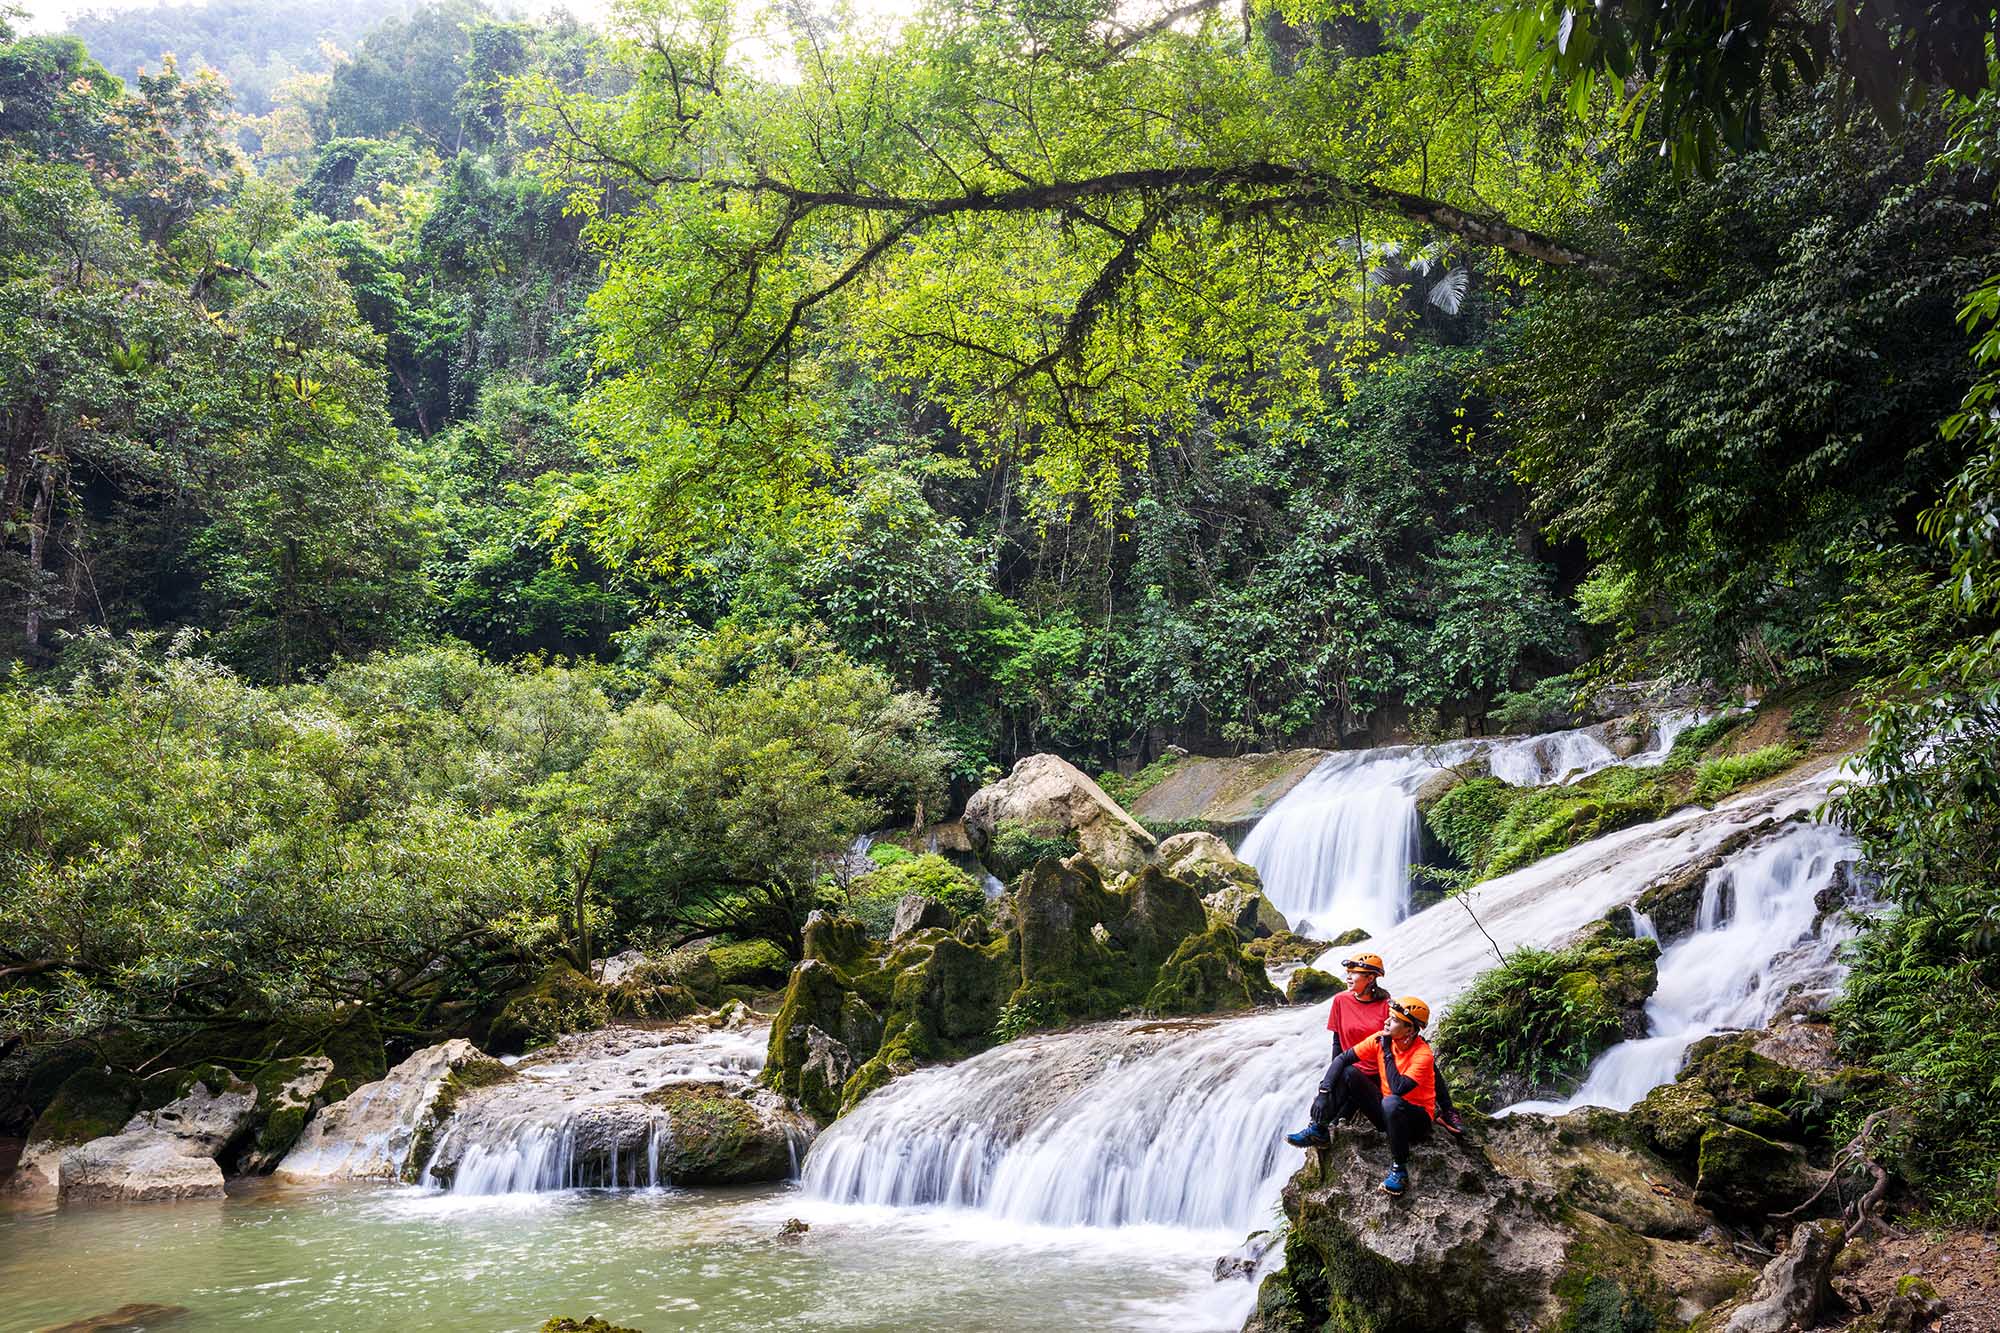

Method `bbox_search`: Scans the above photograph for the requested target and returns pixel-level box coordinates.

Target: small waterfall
[802,759,1845,1233]
[1486,726,1620,786]
[1235,747,1448,938]
[1630,909,1659,942]
[418,1025,773,1196]
[1503,819,1863,1118]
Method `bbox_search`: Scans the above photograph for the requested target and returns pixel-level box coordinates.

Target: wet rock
[1631,815,1800,943]
[32,1301,190,1331]
[1266,1111,1752,1333]
[777,1216,810,1239]
[891,893,955,940]
[963,753,1157,877]
[1214,1229,1278,1281]
[1326,927,1371,948]
[1202,884,1289,941]
[1723,1220,1845,1333]
[1285,967,1340,1006]
[8,1067,139,1197]
[276,1038,485,1181]
[1245,931,1335,968]
[642,1081,810,1185]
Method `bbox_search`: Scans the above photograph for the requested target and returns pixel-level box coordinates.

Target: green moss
[1246,931,1334,967]
[1552,1222,1667,1333]
[246,1057,328,1161]
[541,1317,643,1332]
[26,1066,140,1147]
[1286,967,1341,1005]
[1328,927,1372,948]
[847,854,985,939]
[1629,1080,1721,1163]
[1434,933,1659,1109]
[708,938,791,988]
[487,964,610,1054]
[1424,776,1515,868]
[1144,924,1281,1014]
[1095,753,1187,806]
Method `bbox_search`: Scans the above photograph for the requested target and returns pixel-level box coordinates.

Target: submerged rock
[963,752,1157,877]
[276,1038,484,1182]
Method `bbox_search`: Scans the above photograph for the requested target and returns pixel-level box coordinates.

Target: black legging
[1310,1043,1456,1128]
[1337,1061,1433,1164]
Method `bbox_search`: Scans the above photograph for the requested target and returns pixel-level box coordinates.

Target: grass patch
[1689,743,1804,802]
[1095,753,1186,807]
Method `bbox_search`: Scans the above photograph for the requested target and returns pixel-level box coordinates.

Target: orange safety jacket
[1375,1034,1437,1119]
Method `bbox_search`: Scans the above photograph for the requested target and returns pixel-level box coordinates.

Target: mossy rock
[487,964,611,1054]
[403,1058,517,1179]
[605,982,702,1022]
[708,938,792,989]
[1693,1123,1821,1217]
[25,1066,140,1148]
[642,1082,792,1184]
[542,1318,642,1333]
[1247,932,1335,967]
[802,911,871,968]
[243,1056,333,1168]
[1144,924,1282,1015]
[0,1044,93,1138]
[1328,928,1372,948]
[1628,1081,1722,1163]
[1682,1034,1805,1108]
[1286,967,1341,1006]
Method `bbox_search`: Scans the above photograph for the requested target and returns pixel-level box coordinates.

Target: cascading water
[414,1023,785,1195]
[802,758,1849,1237]
[1234,746,1454,938]
[1503,819,1863,1117]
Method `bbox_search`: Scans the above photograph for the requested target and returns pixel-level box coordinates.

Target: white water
[417,1024,775,1196]
[803,760,1850,1244]
[1235,745,1467,937]
[1504,819,1861,1117]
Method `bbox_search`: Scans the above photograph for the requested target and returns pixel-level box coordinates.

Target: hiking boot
[1379,1164,1409,1197]
[1435,1107,1466,1137]
[1285,1123,1331,1149]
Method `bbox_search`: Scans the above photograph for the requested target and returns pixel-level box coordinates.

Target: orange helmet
[1389,996,1431,1029]
[1342,953,1386,977]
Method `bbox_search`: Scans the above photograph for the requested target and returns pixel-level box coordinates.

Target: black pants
[1342,1066,1433,1164]
[1310,1044,1456,1127]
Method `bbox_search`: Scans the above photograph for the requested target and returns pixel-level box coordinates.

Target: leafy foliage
[846,854,985,939]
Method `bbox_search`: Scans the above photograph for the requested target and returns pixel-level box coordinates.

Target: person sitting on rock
[1338,996,1439,1197]
[1285,955,1462,1146]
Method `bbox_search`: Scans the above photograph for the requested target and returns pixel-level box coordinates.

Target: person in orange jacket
[1285,955,1462,1147]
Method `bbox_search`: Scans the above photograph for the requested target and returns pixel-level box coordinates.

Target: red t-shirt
[1326,989,1390,1072]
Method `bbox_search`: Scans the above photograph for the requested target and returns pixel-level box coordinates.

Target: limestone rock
[239,1056,334,1173]
[1695,1123,1824,1217]
[57,1133,226,1202]
[594,949,649,987]
[276,1038,484,1181]
[1159,831,1263,895]
[963,753,1157,876]
[1144,924,1282,1014]
[1724,1220,1845,1333]
[124,1067,260,1155]
[891,893,955,940]
[8,1067,140,1197]
[1202,884,1289,941]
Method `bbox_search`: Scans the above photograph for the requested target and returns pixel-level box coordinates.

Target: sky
[13,0,622,33]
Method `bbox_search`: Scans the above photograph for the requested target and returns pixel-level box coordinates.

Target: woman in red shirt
[1286,954,1462,1148]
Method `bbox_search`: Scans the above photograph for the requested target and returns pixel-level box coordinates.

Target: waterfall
[415,1025,772,1196]
[1503,819,1862,1118]
[1485,726,1620,786]
[1234,747,1450,938]
[802,759,1846,1234]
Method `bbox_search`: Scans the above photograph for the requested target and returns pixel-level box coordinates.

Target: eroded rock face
[55,1068,260,1203]
[891,894,955,940]
[1259,1111,1754,1333]
[963,753,1157,876]
[238,1056,334,1173]
[1723,1221,1845,1333]
[276,1038,484,1182]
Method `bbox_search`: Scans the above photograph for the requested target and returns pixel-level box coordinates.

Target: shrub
[993,995,1058,1042]
[1660,713,1749,771]
[1689,743,1804,803]
[986,823,1080,878]
[866,842,914,868]
[1425,777,1516,868]
[847,853,986,938]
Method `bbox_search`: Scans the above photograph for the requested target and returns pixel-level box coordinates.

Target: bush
[1433,932,1659,1108]
[993,995,1058,1042]
[1425,777,1515,868]
[847,854,985,938]
[1689,743,1804,802]
[986,823,1080,878]
[866,842,914,868]
[1660,713,1749,771]
[1489,673,1580,732]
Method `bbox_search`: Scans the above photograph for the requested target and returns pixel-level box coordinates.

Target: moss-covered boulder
[238,1055,335,1173]
[8,1066,142,1195]
[963,753,1157,878]
[1694,1123,1824,1218]
[1434,928,1662,1110]
[639,1081,804,1185]
[1256,1111,1751,1333]
[708,938,792,989]
[1246,932,1335,968]
[1286,967,1341,1006]
[487,963,612,1054]
[1145,925,1283,1014]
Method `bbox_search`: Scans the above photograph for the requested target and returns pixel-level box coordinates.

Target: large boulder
[56,1067,261,1203]
[276,1039,485,1182]
[1144,924,1282,1014]
[238,1056,335,1173]
[963,753,1157,878]
[7,1066,140,1197]
[1259,1111,1752,1333]
[1722,1221,1846,1333]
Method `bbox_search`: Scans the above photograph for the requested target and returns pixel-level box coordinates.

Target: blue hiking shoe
[1380,1164,1409,1196]
[1285,1123,1331,1149]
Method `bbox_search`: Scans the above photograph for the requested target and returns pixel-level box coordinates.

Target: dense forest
[2,0,1997,1247]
